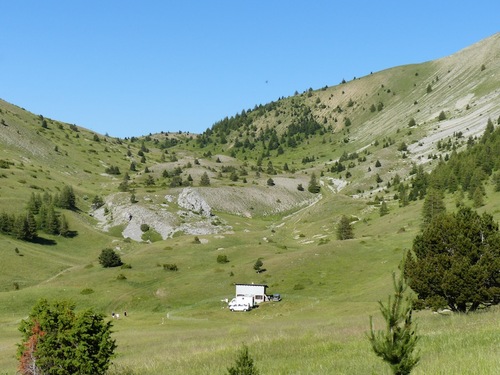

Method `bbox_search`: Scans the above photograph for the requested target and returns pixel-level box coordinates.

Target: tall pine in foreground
[368,272,419,375]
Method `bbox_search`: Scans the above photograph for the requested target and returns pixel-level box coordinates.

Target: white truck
[228,296,254,312]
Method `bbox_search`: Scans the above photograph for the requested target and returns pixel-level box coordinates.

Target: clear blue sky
[1,1,498,138]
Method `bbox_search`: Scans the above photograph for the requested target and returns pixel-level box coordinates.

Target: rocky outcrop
[177,188,212,217]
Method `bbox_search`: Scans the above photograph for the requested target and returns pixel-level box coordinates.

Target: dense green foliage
[337,215,354,240]
[0,190,76,241]
[405,207,500,312]
[428,118,500,197]
[369,273,419,375]
[98,248,123,268]
[18,299,116,375]
[307,172,320,193]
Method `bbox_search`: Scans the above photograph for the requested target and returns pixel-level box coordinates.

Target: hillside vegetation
[0,33,499,374]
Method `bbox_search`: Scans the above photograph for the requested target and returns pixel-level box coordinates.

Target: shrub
[17,299,116,375]
[98,248,123,268]
[163,263,178,271]
[140,223,150,232]
[217,255,229,264]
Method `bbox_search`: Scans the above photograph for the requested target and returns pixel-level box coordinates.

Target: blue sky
[1,1,499,138]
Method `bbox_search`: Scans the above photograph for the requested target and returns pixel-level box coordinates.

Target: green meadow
[1,192,499,374]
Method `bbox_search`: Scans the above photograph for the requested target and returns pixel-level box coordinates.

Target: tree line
[0,186,76,241]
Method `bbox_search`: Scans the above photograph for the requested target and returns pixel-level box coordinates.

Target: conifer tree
[59,214,70,237]
[44,205,60,235]
[421,189,446,228]
[368,272,419,375]
[200,172,211,186]
[227,345,260,375]
[379,201,389,217]
[308,172,320,193]
[337,215,354,240]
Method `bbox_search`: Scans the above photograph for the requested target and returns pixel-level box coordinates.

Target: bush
[163,263,178,271]
[140,224,150,232]
[98,248,123,268]
[217,255,229,264]
[404,207,500,313]
[18,299,116,375]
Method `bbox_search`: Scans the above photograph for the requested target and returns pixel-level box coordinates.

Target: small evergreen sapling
[368,272,419,375]
[227,344,259,375]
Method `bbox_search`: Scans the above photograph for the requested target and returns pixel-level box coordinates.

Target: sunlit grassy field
[1,192,499,374]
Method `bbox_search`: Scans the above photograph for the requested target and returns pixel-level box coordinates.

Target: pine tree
[337,215,354,240]
[200,172,211,186]
[368,272,419,375]
[379,201,389,217]
[227,345,260,375]
[44,205,60,235]
[58,185,76,210]
[18,299,116,375]
[421,189,446,228]
[308,173,320,193]
[59,214,70,237]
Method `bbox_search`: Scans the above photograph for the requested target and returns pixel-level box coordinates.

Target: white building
[235,283,269,304]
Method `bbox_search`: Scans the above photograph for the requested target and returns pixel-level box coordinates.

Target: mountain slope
[0,33,500,375]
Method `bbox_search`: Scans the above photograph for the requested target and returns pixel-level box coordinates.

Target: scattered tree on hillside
[200,172,211,186]
[17,299,116,375]
[145,174,155,186]
[404,207,500,313]
[368,272,420,375]
[227,345,260,375]
[59,214,70,237]
[308,173,320,193]
[91,195,105,209]
[98,248,123,268]
[337,215,354,240]
[379,201,389,217]
[438,111,446,121]
[14,212,38,241]
[253,258,263,273]
[58,185,76,210]
[266,178,275,186]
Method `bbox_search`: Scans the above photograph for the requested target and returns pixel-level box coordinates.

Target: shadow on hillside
[32,237,57,246]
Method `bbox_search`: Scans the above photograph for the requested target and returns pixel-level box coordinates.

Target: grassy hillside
[0,33,499,374]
